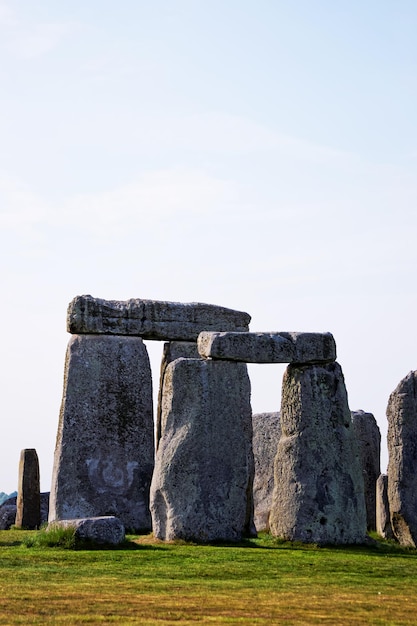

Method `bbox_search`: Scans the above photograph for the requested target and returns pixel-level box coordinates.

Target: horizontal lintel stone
[197,331,336,364]
[67,295,251,341]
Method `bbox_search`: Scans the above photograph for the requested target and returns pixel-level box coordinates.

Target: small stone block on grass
[49,516,125,545]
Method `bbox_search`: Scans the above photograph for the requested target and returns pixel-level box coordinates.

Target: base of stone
[48,516,125,545]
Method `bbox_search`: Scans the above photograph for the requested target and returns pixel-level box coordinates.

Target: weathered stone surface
[270,362,366,544]
[252,412,281,532]
[150,358,255,542]
[351,410,381,531]
[197,331,336,364]
[67,295,251,340]
[156,342,201,448]
[387,371,417,546]
[15,449,41,529]
[49,334,154,532]
[50,516,125,545]
[376,474,394,539]
[0,493,49,531]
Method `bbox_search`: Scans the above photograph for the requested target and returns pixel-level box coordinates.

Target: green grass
[0,530,416,624]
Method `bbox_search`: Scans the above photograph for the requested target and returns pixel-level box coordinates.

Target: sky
[1,0,416,492]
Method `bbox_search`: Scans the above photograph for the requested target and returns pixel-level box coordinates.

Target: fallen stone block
[49,516,125,545]
[197,331,336,363]
[67,295,251,341]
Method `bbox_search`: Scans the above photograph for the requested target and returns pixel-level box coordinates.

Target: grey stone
[270,362,367,544]
[197,331,336,364]
[0,497,17,530]
[67,295,251,340]
[156,341,201,448]
[49,334,154,532]
[351,410,381,530]
[376,474,394,539]
[150,358,255,542]
[49,516,125,545]
[387,371,417,546]
[15,449,41,529]
[252,412,281,532]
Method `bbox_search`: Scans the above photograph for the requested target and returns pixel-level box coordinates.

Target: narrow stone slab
[351,410,381,531]
[67,295,251,341]
[197,331,336,364]
[376,474,394,539]
[15,449,41,530]
[252,412,281,532]
[49,516,125,545]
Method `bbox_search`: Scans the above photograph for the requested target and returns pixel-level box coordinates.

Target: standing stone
[49,334,154,532]
[252,412,281,532]
[387,371,417,546]
[15,449,41,529]
[156,342,200,449]
[376,474,394,539]
[351,410,381,530]
[150,358,255,542]
[270,362,366,544]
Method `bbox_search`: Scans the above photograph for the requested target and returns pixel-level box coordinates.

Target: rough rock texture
[150,358,255,542]
[49,334,154,532]
[198,331,336,364]
[270,362,367,544]
[15,448,41,529]
[0,493,49,530]
[376,474,394,539]
[156,341,200,448]
[351,410,381,530]
[50,516,125,545]
[67,295,251,340]
[252,412,281,532]
[387,371,417,546]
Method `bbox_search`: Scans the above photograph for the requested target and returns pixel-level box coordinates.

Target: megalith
[387,371,417,546]
[49,334,154,532]
[351,410,381,530]
[15,448,41,529]
[376,474,394,539]
[270,362,366,544]
[252,412,281,532]
[156,341,200,448]
[150,357,255,542]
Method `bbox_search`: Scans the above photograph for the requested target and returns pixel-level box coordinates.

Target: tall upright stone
[252,412,281,532]
[156,341,200,449]
[15,449,40,529]
[387,371,417,546]
[49,334,154,532]
[351,410,381,530]
[376,474,394,539]
[150,357,255,542]
[270,362,366,544]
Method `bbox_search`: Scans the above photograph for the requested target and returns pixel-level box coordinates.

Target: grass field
[1,530,417,625]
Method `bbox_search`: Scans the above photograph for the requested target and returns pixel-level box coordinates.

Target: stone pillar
[252,412,281,532]
[156,341,200,449]
[15,448,41,529]
[351,410,381,530]
[376,474,394,539]
[49,334,154,532]
[270,362,367,544]
[150,358,255,542]
[387,371,417,546]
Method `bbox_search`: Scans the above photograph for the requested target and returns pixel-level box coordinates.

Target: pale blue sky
[1,0,416,491]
